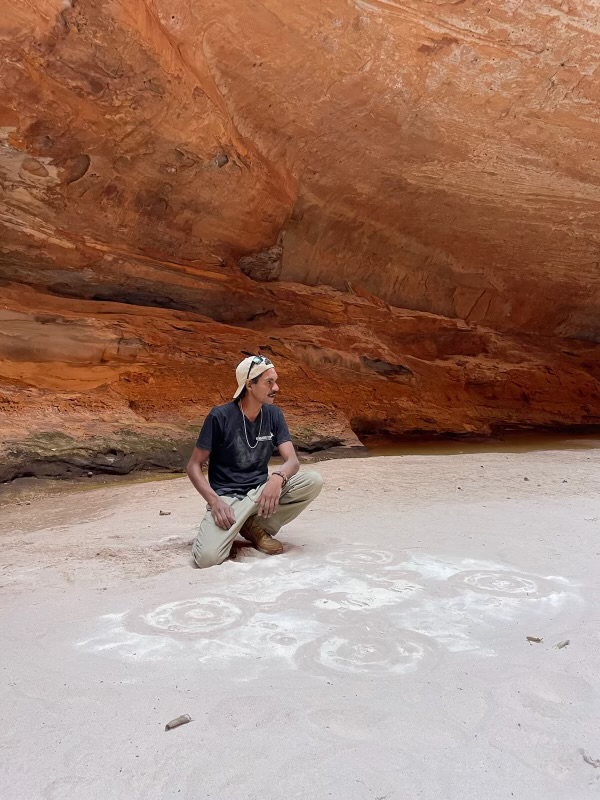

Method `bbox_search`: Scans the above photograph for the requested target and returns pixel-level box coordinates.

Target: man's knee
[303,470,324,497]
[192,542,226,569]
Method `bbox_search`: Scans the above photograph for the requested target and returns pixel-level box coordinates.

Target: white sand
[1,450,600,800]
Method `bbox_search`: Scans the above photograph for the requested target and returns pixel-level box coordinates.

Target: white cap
[233,355,275,399]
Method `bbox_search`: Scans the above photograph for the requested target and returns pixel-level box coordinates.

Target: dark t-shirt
[196,401,292,496]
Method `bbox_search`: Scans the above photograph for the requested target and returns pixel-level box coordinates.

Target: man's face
[248,367,279,404]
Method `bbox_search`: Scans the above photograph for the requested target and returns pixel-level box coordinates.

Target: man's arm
[257,440,300,519]
[274,440,300,481]
[186,447,236,530]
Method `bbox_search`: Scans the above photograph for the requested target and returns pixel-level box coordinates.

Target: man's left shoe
[239,517,283,555]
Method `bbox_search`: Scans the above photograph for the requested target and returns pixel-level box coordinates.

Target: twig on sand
[165,714,192,731]
[579,749,600,768]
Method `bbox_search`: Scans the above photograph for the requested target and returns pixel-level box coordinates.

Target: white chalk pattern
[76,548,581,676]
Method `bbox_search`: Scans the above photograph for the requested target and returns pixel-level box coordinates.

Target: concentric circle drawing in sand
[325,549,394,567]
[450,570,556,597]
[137,597,244,635]
[296,626,438,676]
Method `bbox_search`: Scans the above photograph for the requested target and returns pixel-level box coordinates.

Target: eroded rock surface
[1,0,599,478]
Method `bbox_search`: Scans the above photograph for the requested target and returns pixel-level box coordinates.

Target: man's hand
[257,475,283,518]
[210,497,236,530]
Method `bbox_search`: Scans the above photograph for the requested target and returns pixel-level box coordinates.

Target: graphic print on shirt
[230,419,273,471]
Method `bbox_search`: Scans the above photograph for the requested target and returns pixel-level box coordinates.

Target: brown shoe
[239,517,283,555]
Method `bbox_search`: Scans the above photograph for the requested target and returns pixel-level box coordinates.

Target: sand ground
[1,450,600,800]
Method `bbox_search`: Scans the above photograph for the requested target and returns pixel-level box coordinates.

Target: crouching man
[187,355,323,568]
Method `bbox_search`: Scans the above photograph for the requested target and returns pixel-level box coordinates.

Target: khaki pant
[192,470,324,568]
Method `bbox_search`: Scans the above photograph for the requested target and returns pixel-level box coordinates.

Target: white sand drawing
[296,626,439,677]
[76,550,580,673]
[326,548,395,566]
[461,571,539,595]
[142,597,244,634]
[314,576,423,609]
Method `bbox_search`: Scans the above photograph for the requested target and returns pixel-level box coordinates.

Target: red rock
[0,0,599,477]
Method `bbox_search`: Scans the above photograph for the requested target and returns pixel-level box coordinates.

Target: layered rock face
[1,0,599,479]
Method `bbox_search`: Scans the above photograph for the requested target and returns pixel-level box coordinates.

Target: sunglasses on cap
[246,354,273,381]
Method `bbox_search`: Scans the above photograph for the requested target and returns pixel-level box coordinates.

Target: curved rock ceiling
[1,0,599,477]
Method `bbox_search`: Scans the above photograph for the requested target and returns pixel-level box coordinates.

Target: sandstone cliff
[1,0,599,479]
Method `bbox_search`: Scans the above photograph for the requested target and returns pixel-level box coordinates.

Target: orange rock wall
[0,0,599,477]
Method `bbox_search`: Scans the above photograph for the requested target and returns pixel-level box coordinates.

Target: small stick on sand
[579,749,600,768]
[165,714,192,731]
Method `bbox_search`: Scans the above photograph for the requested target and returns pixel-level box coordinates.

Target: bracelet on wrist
[272,470,288,488]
